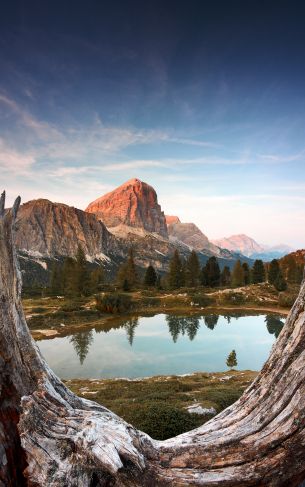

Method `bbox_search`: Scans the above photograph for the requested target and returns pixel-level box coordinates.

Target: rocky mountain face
[15,180,255,288]
[165,215,181,225]
[212,234,264,257]
[15,199,121,260]
[167,220,213,252]
[212,234,293,261]
[86,178,168,238]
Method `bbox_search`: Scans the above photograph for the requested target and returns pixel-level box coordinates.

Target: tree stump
[0,192,304,486]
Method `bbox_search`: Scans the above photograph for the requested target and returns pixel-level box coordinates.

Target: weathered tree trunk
[0,193,304,487]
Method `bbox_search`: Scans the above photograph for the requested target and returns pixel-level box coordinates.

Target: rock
[86,178,168,238]
[167,220,219,254]
[212,234,264,257]
[165,215,181,225]
[15,199,120,259]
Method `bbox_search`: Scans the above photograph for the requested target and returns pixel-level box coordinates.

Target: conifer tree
[273,271,287,292]
[251,259,265,284]
[200,265,208,286]
[242,262,250,285]
[49,261,63,295]
[70,330,93,365]
[89,267,104,294]
[204,314,219,330]
[232,260,245,288]
[185,250,200,287]
[75,245,89,296]
[144,265,157,287]
[202,256,221,287]
[268,259,280,285]
[168,249,184,289]
[220,266,231,287]
[226,349,237,368]
[63,256,77,297]
[117,248,138,290]
[286,256,301,284]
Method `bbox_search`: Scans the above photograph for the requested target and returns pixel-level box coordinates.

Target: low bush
[221,292,245,305]
[31,307,47,313]
[278,292,298,308]
[191,294,214,307]
[95,293,133,314]
[60,303,84,312]
[132,403,202,440]
[139,296,161,308]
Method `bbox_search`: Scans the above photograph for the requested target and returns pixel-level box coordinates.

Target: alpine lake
[37,312,285,379]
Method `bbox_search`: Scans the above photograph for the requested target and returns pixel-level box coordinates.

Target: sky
[1,0,305,248]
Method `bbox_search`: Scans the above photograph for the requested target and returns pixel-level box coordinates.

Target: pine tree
[268,259,280,285]
[75,245,90,296]
[200,265,208,286]
[273,271,287,291]
[220,266,231,287]
[204,314,219,330]
[265,315,284,338]
[144,265,157,287]
[232,260,245,288]
[226,349,237,368]
[117,248,138,290]
[242,263,250,285]
[70,330,93,365]
[185,250,200,287]
[89,267,104,294]
[124,318,139,346]
[286,256,299,284]
[186,317,200,341]
[251,259,265,284]
[202,257,221,287]
[63,256,77,297]
[168,250,184,289]
[166,315,181,342]
[49,261,63,295]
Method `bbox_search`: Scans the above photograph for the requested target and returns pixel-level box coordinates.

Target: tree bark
[0,192,304,487]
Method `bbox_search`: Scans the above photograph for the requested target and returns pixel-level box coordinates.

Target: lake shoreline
[30,302,288,340]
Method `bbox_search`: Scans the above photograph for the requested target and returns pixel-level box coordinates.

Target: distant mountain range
[14,178,295,286]
[212,234,294,261]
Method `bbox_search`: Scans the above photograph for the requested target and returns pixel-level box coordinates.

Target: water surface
[37,313,284,379]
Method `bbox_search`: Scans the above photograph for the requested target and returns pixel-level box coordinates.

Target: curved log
[0,192,304,487]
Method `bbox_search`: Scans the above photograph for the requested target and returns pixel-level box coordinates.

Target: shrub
[95,293,133,314]
[191,294,214,307]
[134,404,202,440]
[31,307,47,313]
[139,296,161,308]
[221,292,245,305]
[278,292,298,308]
[60,303,84,312]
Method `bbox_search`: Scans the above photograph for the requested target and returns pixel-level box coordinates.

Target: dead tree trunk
[0,192,304,487]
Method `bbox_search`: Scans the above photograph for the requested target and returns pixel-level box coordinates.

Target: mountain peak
[86,178,168,238]
[165,215,181,225]
[212,234,263,257]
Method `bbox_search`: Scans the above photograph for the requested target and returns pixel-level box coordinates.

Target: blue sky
[1,0,305,247]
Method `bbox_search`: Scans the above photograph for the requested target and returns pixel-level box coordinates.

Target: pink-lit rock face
[165,215,181,225]
[86,178,168,238]
[211,234,263,257]
[15,199,119,258]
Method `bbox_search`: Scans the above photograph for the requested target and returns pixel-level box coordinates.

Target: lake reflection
[37,313,285,379]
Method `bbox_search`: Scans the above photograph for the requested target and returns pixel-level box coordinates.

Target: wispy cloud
[0,138,35,174]
[0,94,219,163]
[258,150,305,163]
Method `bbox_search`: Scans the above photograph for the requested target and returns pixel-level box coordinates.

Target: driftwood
[0,192,304,487]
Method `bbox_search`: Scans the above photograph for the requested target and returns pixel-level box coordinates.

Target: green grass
[66,370,257,440]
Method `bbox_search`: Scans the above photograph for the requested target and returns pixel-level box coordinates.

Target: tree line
[48,245,301,297]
